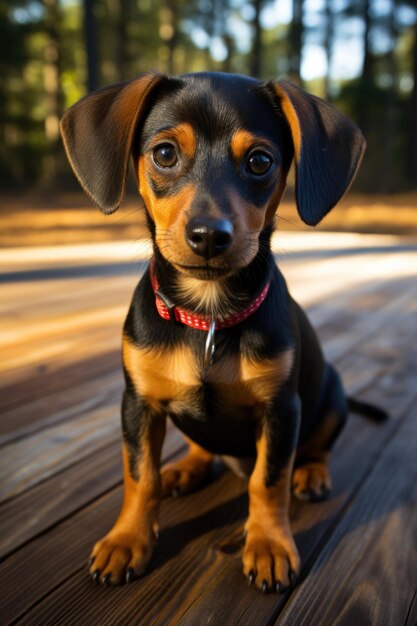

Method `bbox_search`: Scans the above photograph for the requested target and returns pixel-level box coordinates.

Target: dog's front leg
[89,388,166,586]
[243,393,301,593]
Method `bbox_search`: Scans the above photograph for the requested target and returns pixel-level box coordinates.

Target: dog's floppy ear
[60,72,163,214]
[273,80,366,226]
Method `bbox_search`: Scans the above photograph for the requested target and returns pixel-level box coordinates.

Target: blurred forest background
[1,0,416,197]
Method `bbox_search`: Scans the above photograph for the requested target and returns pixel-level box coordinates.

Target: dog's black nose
[185,217,234,259]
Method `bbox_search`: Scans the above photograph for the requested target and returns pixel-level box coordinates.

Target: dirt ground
[1,190,416,247]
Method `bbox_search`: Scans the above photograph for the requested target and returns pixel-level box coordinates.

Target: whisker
[112,206,144,224]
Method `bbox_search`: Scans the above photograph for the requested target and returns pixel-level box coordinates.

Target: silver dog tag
[204,320,216,369]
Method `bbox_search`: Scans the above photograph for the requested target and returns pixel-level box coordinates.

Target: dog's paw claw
[275,581,284,593]
[126,567,135,584]
[92,569,101,583]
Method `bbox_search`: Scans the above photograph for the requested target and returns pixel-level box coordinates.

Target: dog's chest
[123,336,293,419]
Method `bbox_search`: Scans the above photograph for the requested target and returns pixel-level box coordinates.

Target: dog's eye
[247,151,272,175]
[153,144,178,168]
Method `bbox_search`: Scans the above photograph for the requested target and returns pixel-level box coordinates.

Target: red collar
[149,258,271,330]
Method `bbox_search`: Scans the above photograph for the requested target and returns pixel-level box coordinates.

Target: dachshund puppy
[61,72,370,593]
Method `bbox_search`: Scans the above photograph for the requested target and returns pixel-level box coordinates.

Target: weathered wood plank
[276,406,417,626]
[0,440,122,559]
[0,350,120,419]
[281,247,417,311]
[0,307,124,367]
[1,465,244,626]
[0,324,121,386]
[0,370,122,446]
[0,422,185,560]
[0,402,120,503]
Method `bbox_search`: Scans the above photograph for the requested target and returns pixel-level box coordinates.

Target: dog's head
[61,72,365,279]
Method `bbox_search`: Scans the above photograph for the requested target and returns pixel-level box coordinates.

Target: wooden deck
[1,231,417,626]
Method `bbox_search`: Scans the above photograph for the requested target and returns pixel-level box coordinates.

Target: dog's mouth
[174,263,231,280]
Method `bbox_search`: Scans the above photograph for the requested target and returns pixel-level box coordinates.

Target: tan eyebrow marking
[149,122,196,159]
[230,130,275,161]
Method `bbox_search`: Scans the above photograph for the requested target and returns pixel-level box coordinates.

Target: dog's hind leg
[292,364,348,502]
[161,435,214,497]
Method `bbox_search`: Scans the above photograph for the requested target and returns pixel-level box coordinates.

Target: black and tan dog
[61,72,385,593]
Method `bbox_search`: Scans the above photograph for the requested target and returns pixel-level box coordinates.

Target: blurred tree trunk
[116,0,130,82]
[83,0,99,91]
[323,0,334,100]
[381,0,398,190]
[288,0,304,83]
[361,0,373,83]
[357,0,374,139]
[42,0,63,185]
[164,0,179,74]
[408,16,417,183]
[216,0,234,73]
[223,31,235,73]
[250,0,264,77]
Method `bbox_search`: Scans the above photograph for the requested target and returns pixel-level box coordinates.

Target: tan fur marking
[148,122,196,159]
[152,184,196,231]
[240,349,294,403]
[175,274,230,316]
[207,348,294,408]
[123,335,199,408]
[249,436,294,519]
[230,130,275,161]
[243,433,300,589]
[138,157,196,232]
[274,85,302,160]
[123,336,292,414]
[121,421,165,522]
[138,155,153,218]
[90,419,166,584]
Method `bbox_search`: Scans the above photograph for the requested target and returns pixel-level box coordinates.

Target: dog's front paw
[88,526,156,586]
[242,524,300,593]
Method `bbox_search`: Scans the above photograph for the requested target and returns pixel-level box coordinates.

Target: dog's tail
[347,397,389,422]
